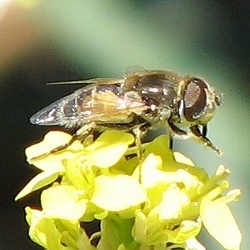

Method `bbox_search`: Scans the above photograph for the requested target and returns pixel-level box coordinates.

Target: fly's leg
[202,124,207,137]
[132,126,143,158]
[30,134,79,161]
[130,121,149,158]
[168,121,189,150]
[190,125,222,155]
[168,121,222,155]
[31,122,97,161]
[131,123,149,183]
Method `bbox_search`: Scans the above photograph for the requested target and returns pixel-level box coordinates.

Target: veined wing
[30,78,124,127]
[30,82,147,128]
[30,83,96,127]
[77,88,147,124]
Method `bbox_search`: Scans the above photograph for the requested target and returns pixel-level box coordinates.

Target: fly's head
[178,77,221,126]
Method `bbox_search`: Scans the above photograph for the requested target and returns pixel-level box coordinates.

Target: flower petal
[15,170,59,200]
[25,207,63,249]
[140,153,164,189]
[26,131,83,170]
[186,237,206,250]
[200,199,242,250]
[174,152,195,166]
[85,130,134,168]
[159,184,189,220]
[173,220,201,243]
[91,174,146,211]
[41,185,87,220]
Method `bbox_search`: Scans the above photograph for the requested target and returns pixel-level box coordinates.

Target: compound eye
[183,78,208,122]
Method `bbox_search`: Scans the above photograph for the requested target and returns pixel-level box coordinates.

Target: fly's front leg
[190,125,222,155]
[31,122,97,161]
[167,121,189,150]
[202,124,207,137]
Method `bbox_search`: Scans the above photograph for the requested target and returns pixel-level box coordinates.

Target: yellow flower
[16,130,242,250]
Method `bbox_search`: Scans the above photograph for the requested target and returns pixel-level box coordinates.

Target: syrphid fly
[30,69,222,158]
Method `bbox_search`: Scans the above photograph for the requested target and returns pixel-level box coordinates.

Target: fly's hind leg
[31,122,97,161]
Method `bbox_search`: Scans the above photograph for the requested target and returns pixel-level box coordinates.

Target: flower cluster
[16,130,242,250]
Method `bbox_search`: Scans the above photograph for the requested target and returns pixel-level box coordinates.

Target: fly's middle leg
[131,122,149,158]
[30,122,97,161]
[167,121,189,150]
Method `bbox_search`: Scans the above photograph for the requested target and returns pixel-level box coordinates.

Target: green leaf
[98,217,134,250]
[132,210,147,243]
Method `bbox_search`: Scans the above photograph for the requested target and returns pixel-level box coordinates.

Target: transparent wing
[30,84,96,127]
[47,78,124,85]
[30,78,124,126]
[30,82,147,128]
[77,89,147,124]
[125,65,146,75]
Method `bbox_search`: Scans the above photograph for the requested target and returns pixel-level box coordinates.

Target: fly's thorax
[123,71,181,126]
[177,77,219,126]
[132,72,179,109]
[95,82,123,96]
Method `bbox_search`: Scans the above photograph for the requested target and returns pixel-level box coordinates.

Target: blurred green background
[0,0,249,249]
